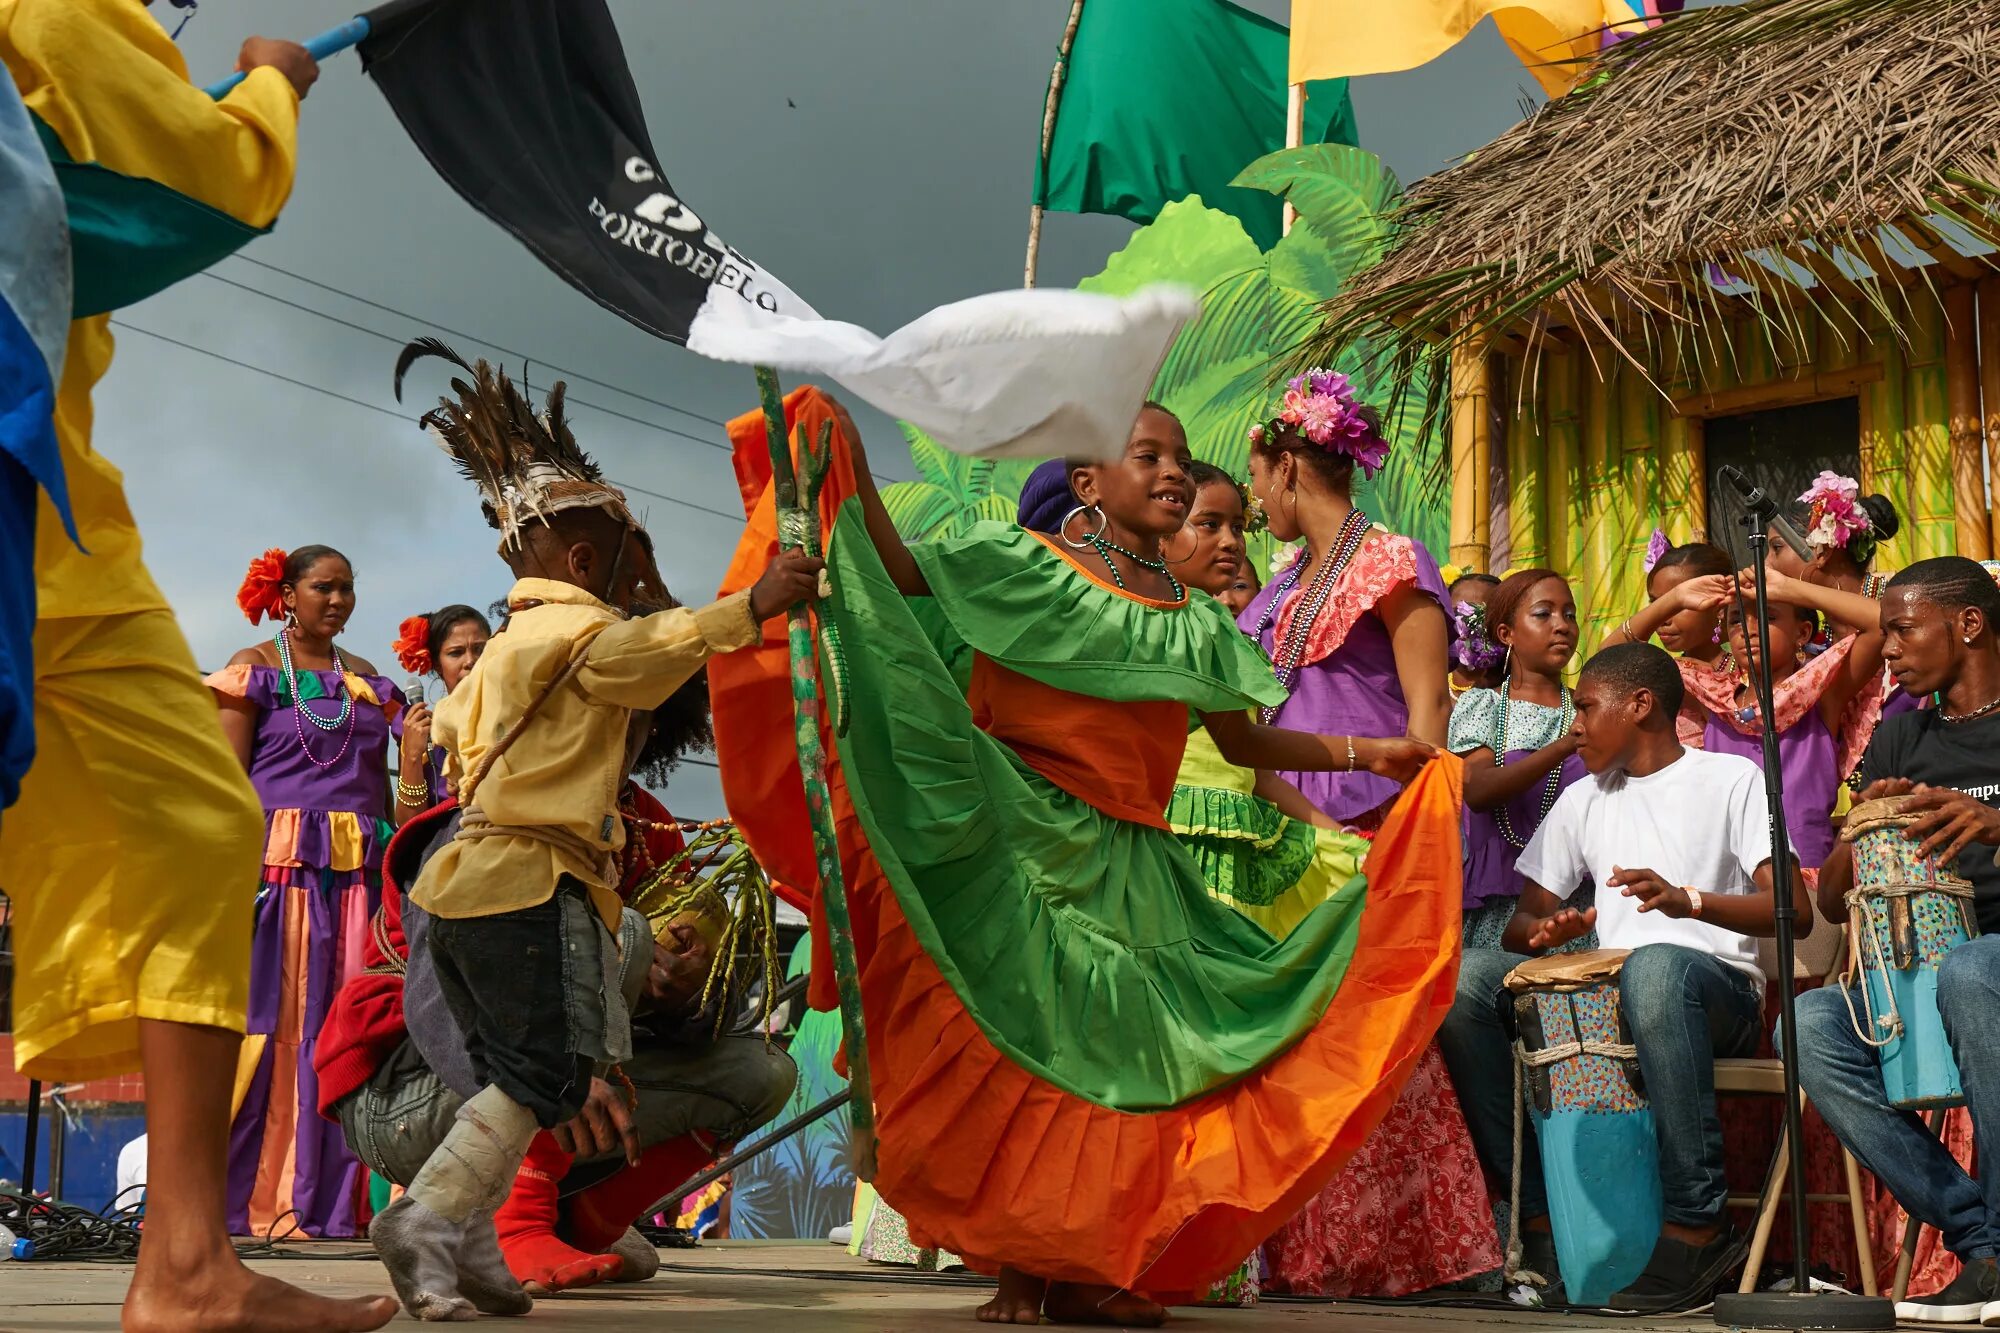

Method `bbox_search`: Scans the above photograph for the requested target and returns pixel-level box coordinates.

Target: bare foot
[124,1263,397,1333]
[1044,1282,1166,1327]
[976,1267,1048,1324]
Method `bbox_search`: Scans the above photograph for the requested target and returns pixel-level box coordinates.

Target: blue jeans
[1791,934,2000,1262]
[1440,943,1765,1229]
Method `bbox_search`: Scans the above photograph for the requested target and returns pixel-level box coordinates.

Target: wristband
[1684,886,1704,919]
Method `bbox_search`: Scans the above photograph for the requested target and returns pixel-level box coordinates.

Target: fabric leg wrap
[407,1084,539,1224]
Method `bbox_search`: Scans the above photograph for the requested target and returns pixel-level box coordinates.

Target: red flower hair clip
[237,548,289,625]
[393,615,433,676]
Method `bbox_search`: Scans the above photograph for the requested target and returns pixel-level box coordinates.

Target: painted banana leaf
[887,144,1447,558]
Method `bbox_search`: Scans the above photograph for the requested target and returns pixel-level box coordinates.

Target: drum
[1842,797,1980,1109]
[1503,948,1661,1307]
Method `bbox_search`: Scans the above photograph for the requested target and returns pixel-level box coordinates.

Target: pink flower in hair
[1799,471,1869,553]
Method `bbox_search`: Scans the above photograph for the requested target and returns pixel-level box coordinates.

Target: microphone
[1717,465,1813,560]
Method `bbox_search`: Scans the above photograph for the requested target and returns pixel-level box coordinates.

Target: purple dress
[1238,533,1451,824]
[1703,711,1839,868]
[206,659,401,1238]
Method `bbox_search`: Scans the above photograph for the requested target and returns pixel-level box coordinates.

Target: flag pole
[1281,81,1305,235]
[204,15,371,99]
[1024,0,1086,289]
[752,366,877,1182]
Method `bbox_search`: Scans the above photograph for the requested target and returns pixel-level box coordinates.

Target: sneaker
[1895,1255,2000,1323]
[826,1224,853,1247]
[1608,1228,1748,1314]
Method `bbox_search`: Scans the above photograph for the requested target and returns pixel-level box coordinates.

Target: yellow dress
[0,0,299,1080]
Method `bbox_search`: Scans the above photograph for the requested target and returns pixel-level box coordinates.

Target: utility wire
[109,320,743,523]
[226,253,732,429]
[210,255,904,486]
[199,269,730,454]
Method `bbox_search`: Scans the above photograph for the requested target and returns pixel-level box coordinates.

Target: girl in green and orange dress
[724,397,1464,1325]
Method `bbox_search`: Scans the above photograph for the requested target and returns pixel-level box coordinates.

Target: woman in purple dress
[208,545,402,1237]
[390,604,490,817]
[1240,373,1494,1297]
[1240,371,1453,829]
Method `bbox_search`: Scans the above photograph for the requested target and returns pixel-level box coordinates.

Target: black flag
[358,0,814,345]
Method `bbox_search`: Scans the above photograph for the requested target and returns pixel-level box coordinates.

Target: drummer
[1438,641,1811,1313]
[1794,556,2000,1326]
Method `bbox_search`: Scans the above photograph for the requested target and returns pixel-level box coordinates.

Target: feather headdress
[394,338,635,550]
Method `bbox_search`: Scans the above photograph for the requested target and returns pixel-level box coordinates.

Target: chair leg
[1841,1148,1876,1297]
[1892,1108,1953,1303]
[1742,1119,1793,1295]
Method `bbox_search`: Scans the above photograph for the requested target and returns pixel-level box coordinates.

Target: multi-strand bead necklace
[275,624,357,769]
[1491,678,1575,848]
[1248,508,1370,724]
[1084,532,1184,602]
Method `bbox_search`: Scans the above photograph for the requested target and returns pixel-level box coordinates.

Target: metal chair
[1715,924,1878,1295]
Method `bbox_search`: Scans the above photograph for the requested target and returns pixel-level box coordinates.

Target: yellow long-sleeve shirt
[1,0,299,618]
[414,578,760,929]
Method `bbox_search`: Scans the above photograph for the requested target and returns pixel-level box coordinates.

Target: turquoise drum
[1504,948,1661,1308]
[1843,797,1980,1110]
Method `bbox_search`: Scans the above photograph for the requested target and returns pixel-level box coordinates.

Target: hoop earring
[1060,504,1107,550]
[1162,526,1199,564]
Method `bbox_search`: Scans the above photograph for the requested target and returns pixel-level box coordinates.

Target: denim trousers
[1440,942,1765,1228]
[1790,933,2000,1262]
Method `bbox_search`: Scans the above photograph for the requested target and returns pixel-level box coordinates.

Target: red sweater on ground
[314,788,687,1119]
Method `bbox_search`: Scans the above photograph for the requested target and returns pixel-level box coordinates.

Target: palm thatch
[1306,0,2000,431]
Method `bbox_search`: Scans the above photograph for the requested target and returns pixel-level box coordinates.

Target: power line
[109,320,743,524]
[198,270,731,454]
[212,255,903,486]
[225,254,733,428]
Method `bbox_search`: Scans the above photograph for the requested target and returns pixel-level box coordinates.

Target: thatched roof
[1308,0,2000,410]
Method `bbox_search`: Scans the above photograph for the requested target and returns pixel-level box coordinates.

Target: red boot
[494,1131,622,1294]
[565,1132,717,1254]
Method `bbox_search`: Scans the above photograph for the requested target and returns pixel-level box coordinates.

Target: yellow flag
[1289,0,1650,98]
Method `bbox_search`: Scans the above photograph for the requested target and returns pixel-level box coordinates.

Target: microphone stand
[1714,503,1891,1329]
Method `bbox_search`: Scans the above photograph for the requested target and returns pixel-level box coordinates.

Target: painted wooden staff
[754,365,876,1181]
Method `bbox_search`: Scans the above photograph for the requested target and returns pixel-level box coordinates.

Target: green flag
[1032,0,1358,251]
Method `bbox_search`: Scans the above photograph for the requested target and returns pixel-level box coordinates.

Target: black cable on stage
[0,1185,144,1262]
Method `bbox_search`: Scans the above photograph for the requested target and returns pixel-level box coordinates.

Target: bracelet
[1621,617,1639,642]
[396,777,432,808]
[1345,735,1357,773]
[1684,886,1705,919]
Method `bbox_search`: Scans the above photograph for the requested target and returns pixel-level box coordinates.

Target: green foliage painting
[881,144,1447,557]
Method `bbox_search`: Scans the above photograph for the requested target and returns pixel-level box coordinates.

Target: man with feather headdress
[368,339,820,1321]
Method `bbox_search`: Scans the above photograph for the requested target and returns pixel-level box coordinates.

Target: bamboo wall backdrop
[1450,281,1990,665]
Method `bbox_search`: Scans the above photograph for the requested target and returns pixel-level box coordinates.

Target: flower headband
[1247,368,1390,479]
[1451,600,1507,672]
[1642,528,1670,574]
[237,547,289,625]
[393,615,433,676]
[1799,471,1874,564]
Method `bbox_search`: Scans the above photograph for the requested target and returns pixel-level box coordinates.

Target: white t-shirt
[1515,748,1787,986]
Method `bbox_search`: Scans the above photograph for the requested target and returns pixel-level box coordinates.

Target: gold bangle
[1345,735,1358,773]
[1621,617,1639,642]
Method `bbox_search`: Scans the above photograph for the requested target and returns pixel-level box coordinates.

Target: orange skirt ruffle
[811,754,1464,1298]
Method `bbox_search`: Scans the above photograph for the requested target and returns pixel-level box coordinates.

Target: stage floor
[5,1238,1899,1330]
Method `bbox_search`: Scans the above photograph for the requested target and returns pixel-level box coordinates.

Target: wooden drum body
[1504,948,1661,1307]
[1843,798,1981,1110]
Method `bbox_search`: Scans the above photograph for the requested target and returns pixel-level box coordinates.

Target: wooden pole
[754,366,877,1180]
[1945,284,1989,558]
[1024,0,1086,289]
[1449,337,1494,571]
[1980,277,2000,555]
[1281,83,1305,235]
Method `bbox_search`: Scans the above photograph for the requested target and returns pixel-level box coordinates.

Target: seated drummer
[1439,642,1811,1313]
[1795,557,2000,1327]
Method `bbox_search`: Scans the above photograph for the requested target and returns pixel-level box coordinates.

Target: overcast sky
[106,1,1694,816]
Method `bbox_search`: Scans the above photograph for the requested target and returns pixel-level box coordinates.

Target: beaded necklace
[1249,508,1371,724]
[1084,532,1183,602]
[276,625,357,769]
[1492,677,1574,848]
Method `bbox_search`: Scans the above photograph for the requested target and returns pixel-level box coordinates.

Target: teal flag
[1033,0,1358,251]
